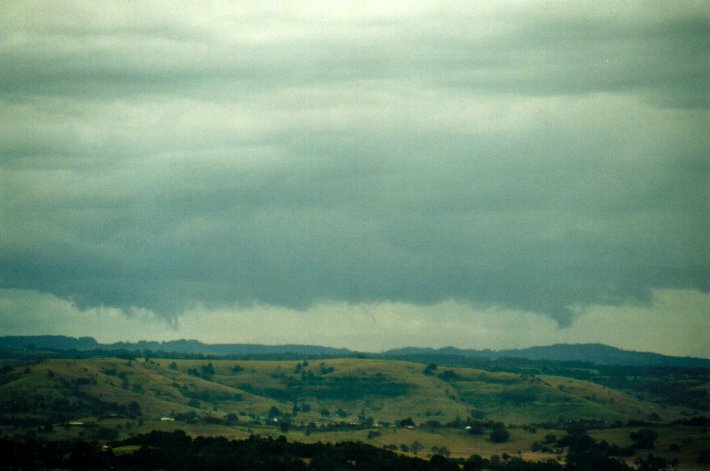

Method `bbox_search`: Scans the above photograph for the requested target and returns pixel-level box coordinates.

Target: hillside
[0,357,694,430]
[2,357,709,468]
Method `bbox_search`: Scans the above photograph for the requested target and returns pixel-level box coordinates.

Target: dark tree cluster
[549,426,680,471]
[186,362,216,380]
[1,429,686,471]
[1,431,465,470]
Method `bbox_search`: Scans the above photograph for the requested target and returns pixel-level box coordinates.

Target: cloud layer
[1,1,708,331]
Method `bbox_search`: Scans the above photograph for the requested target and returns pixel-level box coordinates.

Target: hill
[1,357,708,468]
[383,344,710,368]
[0,357,695,429]
[1,336,708,367]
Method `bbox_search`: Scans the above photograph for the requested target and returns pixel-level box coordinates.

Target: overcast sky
[1,1,708,357]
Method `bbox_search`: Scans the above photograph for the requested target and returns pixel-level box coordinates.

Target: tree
[127,401,142,417]
[429,454,458,470]
[398,417,416,428]
[438,370,461,381]
[225,413,238,424]
[431,446,450,457]
[423,364,438,375]
[629,429,658,449]
[489,423,510,443]
[279,419,290,433]
[466,420,485,435]
[464,454,486,471]
[200,363,215,377]
[187,399,200,408]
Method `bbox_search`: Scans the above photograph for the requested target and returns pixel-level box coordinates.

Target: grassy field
[1,357,707,468]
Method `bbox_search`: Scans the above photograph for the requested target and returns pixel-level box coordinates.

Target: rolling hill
[0,357,694,429]
[2,356,708,468]
[2,336,707,367]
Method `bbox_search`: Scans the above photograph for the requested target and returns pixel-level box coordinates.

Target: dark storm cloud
[1,1,708,325]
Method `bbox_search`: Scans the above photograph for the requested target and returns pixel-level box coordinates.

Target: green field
[1,357,708,469]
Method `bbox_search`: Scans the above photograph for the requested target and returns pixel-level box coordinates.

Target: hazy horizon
[1,2,708,359]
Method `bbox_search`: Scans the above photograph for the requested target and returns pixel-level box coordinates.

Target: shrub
[489,423,510,443]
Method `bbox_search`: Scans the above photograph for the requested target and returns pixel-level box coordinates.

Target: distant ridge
[0,335,350,358]
[109,339,352,357]
[382,343,710,367]
[0,336,708,367]
[0,335,99,350]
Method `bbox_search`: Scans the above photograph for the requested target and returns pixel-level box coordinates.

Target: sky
[1,1,708,357]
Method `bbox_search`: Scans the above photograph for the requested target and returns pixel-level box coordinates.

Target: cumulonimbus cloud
[0,1,708,326]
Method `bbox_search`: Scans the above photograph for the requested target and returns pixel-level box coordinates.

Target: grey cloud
[1,2,708,326]
[1,3,707,106]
